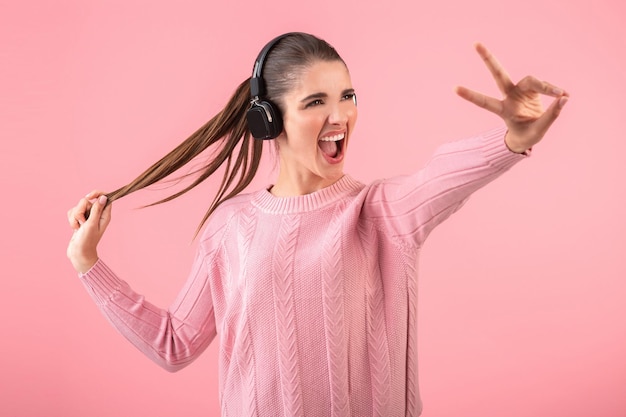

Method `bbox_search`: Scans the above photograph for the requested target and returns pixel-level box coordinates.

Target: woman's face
[274,59,357,194]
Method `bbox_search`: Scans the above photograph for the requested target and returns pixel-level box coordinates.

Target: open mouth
[318,133,345,161]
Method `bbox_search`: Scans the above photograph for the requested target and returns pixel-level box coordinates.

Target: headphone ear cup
[246,100,283,140]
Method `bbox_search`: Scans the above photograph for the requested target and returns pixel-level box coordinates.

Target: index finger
[475,42,515,95]
[68,198,91,229]
[85,189,107,201]
[67,190,107,229]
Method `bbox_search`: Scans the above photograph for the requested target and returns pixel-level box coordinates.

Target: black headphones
[246,32,301,140]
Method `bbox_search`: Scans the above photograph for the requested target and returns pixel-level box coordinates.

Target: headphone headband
[250,32,303,98]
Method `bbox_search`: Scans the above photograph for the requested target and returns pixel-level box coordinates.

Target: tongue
[319,140,338,157]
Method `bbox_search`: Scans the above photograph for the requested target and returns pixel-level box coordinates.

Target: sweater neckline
[252,175,363,214]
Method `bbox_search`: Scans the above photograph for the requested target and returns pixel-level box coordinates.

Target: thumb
[86,195,109,231]
[99,198,112,231]
[533,95,569,140]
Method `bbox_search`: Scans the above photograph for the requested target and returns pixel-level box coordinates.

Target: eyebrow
[300,88,355,103]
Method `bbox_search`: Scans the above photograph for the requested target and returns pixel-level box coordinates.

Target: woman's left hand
[455,43,569,153]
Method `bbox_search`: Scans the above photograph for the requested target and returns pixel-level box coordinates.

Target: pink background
[1,0,625,416]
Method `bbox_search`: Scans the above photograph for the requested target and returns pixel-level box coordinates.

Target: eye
[342,92,357,105]
[305,99,324,108]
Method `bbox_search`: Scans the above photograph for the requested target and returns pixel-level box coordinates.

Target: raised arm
[363,44,568,248]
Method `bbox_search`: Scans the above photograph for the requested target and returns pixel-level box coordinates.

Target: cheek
[297,116,325,140]
[283,112,330,147]
[283,118,319,153]
[345,108,358,134]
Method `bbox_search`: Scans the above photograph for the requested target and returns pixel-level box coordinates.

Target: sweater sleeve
[78,244,218,372]
[362,127,528,249]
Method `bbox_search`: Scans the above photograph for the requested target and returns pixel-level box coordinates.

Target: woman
[67,32,568,416]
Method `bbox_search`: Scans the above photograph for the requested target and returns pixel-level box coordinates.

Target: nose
[328,102,351,126]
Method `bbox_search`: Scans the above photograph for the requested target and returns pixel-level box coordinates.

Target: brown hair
[105,33,345,236]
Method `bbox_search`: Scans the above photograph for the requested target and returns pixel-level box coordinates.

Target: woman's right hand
[67,190,112,273]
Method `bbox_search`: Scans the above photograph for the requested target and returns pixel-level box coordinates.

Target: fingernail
[553,88,564,96]
[558,96,569,108]
[98,195,108,205]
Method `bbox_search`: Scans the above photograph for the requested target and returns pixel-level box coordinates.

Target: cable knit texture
[79,127,526,416]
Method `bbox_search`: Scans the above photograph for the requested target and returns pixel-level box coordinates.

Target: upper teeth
[320,133,345,142]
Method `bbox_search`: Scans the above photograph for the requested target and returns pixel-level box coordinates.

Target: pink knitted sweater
[80,127,526,416]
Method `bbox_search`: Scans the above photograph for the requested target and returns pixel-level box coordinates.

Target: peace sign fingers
[454,85,503,116]
[475,42,515,95]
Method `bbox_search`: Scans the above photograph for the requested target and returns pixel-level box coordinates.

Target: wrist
[504,131,530,154]
[69,252,99,274]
